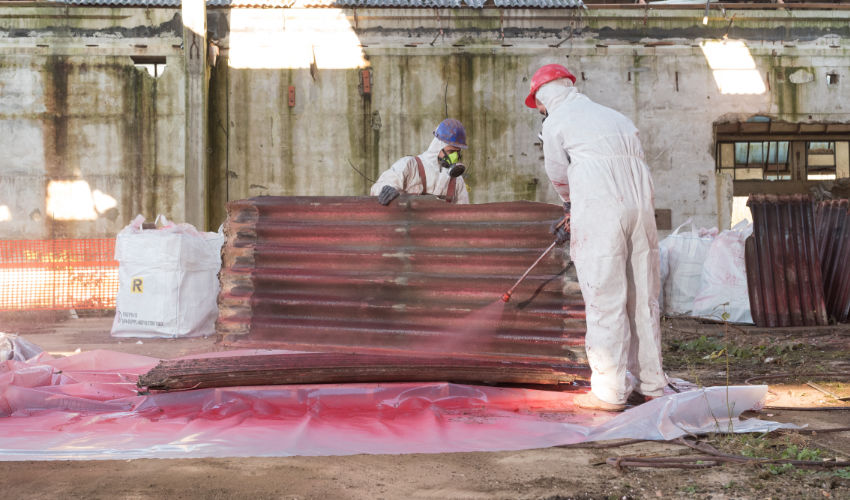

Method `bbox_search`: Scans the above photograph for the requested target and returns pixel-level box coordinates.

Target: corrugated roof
[745,194,829,327]
[494,0,583,7]
[54,0,179,5]
[47,0,585,7]
[48,0,232,6]
[218,196,588,366]
[301,0,486,6]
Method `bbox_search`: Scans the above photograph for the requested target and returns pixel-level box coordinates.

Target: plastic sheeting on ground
[0,349,796,461]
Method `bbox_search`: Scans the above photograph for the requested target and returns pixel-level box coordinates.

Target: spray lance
[501,216,568,303]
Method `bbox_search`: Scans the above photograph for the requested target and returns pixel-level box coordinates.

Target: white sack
[659,219,716,316]
[111,215,224,338]
[692,221,754,324]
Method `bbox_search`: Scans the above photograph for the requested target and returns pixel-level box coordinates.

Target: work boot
[626,392,658,406]
[574,392,626,412]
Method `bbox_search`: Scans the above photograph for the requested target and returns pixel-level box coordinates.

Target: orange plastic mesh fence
[0,239,118,311]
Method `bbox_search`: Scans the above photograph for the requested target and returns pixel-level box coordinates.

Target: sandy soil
[2,315,849,499]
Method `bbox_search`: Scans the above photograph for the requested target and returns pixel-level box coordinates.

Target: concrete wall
[210,7,850,231]
[0,8,185,238]
[1,6,848,238]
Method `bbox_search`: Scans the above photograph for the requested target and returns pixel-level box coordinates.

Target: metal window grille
[732,141,791,180]
[0,239,118,311]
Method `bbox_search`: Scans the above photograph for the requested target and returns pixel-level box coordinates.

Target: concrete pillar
[715,171,733,230]
[182,0,208,229]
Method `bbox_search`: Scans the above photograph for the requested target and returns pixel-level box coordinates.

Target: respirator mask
[439,149,466,178]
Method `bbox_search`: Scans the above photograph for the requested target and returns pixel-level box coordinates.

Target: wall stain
[2,13,183,39]
[41,55,69,238]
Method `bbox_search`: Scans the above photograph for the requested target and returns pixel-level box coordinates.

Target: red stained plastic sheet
[0,350,791,460]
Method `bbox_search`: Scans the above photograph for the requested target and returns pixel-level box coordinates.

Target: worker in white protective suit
[370,118,470,205]
[526,64,666,412]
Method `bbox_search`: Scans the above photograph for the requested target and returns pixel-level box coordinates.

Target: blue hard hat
[434,119,468,149]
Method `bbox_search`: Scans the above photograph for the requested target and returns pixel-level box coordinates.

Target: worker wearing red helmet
[370,119,470,205]
[527,64,666,411]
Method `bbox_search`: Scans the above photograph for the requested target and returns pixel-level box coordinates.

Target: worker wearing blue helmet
[370,119,470,205]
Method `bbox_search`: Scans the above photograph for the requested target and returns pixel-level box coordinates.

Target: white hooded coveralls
[536,80,665,405]
[370,137,470,204]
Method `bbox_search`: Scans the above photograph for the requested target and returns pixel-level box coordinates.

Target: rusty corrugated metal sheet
[815,199,850,323]
[139,352,585,391]
[217,196,587,368]
[745,194,828,327]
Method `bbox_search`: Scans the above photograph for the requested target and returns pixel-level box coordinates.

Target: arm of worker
[370,157,416,205]
[542,127,571,243]
[454,177,470,204]
[549,205,570,244]
[542,127,571,204]
[370,156,416,196]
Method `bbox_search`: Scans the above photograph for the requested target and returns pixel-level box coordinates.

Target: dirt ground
[2,314,850,500]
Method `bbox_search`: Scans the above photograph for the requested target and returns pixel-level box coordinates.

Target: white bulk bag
[659,219,716,316]
[111,215,224,338]
[692,222,754,324]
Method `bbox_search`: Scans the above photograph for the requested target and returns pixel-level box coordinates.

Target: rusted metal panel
[816,199,850,323]
[217,196,586,368]
[745,194,828,327]
[138,352,589,391]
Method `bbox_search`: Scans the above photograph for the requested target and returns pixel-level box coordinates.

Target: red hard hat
[525,64,577,108]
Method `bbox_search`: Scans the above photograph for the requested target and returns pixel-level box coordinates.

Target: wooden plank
[138,353,589,391]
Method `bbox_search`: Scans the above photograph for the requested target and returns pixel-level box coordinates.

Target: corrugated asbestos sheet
[745,194,828,327]
[493,0,584,7]
[218,196,588,367]
[815,199,850,323]
[51,0,182,5]
[139,352,585,391]
[48,0,229,5]
[305,0,486,7]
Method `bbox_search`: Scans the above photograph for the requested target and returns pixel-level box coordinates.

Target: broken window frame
[723,140,791,181]
[714,121,850,196]
[806,141,837,180]
[130,56,167,78]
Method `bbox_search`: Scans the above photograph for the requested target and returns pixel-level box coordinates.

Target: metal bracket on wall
[655,209,672,230]
[359,69,372,96]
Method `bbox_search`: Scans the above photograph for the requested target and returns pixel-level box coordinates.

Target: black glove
[550,216,570,245]
[378,185,400,206]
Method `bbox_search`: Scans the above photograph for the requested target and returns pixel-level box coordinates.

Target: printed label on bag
[131,278,143,293]
[116,310,165,328]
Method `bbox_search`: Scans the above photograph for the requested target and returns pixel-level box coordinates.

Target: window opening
[827,72,839,85]
[807,141,837,180]
[723,140,790,180]
[130,56,167,78]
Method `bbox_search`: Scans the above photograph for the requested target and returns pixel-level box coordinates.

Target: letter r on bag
[131,278,143,293]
